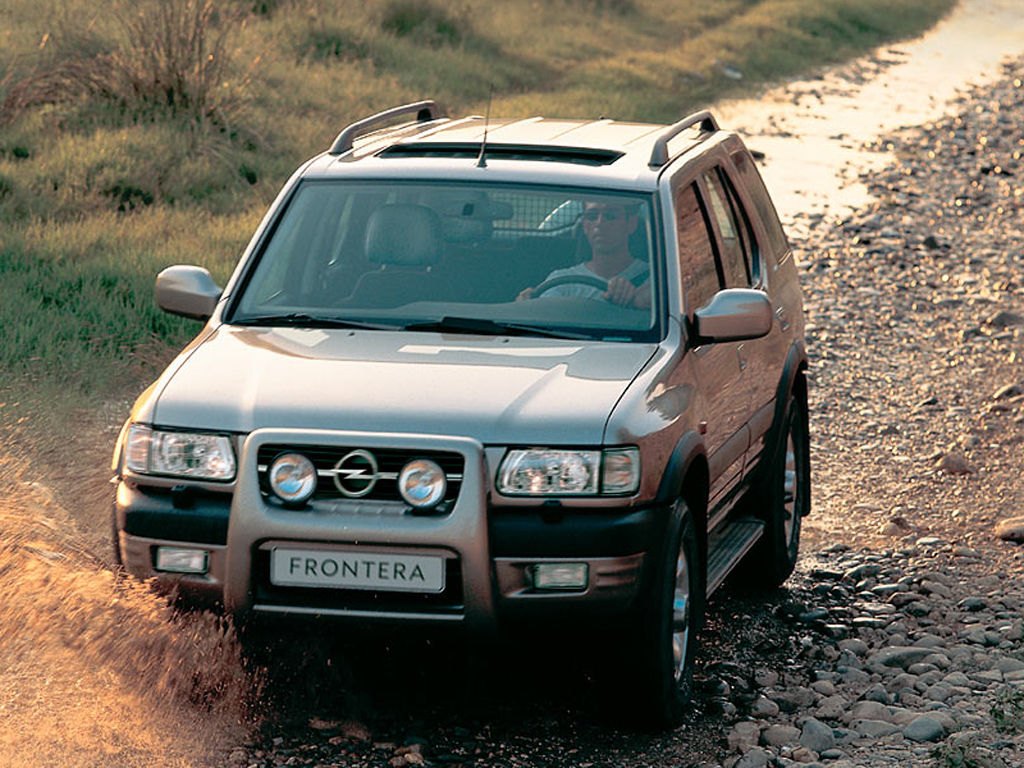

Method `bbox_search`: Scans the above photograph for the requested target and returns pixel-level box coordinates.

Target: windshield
[230,181,659,341]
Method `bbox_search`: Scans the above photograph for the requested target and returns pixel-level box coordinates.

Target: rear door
[699,161,779,473]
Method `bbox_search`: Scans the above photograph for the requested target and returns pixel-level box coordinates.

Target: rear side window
[673,183,719,314]
[730,148,789,260]
[701,169,751,288]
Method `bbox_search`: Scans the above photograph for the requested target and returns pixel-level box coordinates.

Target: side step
[706,518,765,595]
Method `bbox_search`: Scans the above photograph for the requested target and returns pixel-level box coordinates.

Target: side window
[730,148,790,259]
[719,167,761,282]
[701,169,750,288]
[673,182,720,314]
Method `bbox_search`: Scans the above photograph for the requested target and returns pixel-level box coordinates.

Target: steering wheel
[529,274,609,299]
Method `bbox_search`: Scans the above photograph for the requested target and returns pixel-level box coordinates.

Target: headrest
[364,204,442,267]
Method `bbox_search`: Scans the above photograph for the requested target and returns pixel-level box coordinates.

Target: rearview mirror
[155,265,222,320]
[693,288,772,343]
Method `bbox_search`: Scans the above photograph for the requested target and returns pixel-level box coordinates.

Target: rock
[851,719,901,738]
[814,695,849,720]
[993,383,1023,399]
[848,700,893,723]
[867,646,934,673]
[728,721,762,753]
[789,746,818,763]
[936,451,976,475]
[995,517,1024,542]
[860,683,891,704]
[799,718,836,753]
[771,688,816,712]
[986,310,1024,327]
[734,747,772,768]
[902,715,946,742]
[750,696,780,718]
[340,721,372,742]
[762,724,801,747]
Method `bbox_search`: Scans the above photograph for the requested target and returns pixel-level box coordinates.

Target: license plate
[270,548,445,593]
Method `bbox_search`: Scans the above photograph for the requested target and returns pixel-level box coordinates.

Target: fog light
[532,562,588,590]
[398,458,447,508]
[155,547,209,574]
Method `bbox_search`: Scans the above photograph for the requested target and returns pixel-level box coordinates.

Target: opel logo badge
[333,449,380,498]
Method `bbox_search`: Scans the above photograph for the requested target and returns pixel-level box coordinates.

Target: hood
[151,326,657,445]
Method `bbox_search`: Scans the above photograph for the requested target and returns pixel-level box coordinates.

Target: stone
[788,746,818,763]
[902,715,946,742]
[993,383,1023,399]
[848,701,892,722]
[735,747,772,768]
[851,719,901,738]
[750,696,780,718]
[936,451,975,475]
[995,517,1024,542]
[728,721,762,753]
[861,683,891,704]
[867,646,934,673]
[799,718,836,753]
[762,724,801,747]
[987,310,1024,327]
[814,695,848,720]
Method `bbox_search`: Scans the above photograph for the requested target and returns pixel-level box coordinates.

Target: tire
[737,389,810,589]
[613,499,701,729]
[111,501,124,569]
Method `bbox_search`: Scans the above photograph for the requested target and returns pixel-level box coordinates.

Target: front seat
[345,204,444,308]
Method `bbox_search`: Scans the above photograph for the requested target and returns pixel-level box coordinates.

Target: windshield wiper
[234,313,399,330]
[403,316,590,339]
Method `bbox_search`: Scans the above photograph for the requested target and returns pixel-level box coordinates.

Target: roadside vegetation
[0,0,954,403]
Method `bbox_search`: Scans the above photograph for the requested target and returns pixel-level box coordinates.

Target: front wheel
[612,499,701,729]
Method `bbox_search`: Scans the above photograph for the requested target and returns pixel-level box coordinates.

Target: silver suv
[112,100,809,727]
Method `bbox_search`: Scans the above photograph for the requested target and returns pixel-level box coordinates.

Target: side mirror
[694,288,772,343]
[155,265,222,320]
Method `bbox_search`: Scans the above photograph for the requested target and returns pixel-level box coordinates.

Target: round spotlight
[268,452,317,505]
[398,459,447,508]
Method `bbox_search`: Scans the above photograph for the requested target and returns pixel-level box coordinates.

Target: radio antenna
[476,84,493,168]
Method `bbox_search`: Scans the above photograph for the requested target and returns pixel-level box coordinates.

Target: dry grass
[0,469,254,768]
[2,0,255,127]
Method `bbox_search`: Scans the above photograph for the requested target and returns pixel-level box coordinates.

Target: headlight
[398,459,447,508]
[268,452,317,504]
[124,424,236,481]
[497,447,640,496]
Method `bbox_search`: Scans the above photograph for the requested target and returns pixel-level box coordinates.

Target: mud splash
[718,0,1024,233]
[0,474,252,768]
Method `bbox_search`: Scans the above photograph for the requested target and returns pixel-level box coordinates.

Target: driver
[516,201,651,308]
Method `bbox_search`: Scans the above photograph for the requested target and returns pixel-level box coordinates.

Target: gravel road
[230,59,1024,768]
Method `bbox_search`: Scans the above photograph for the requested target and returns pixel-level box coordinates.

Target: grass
[0,0,956,403]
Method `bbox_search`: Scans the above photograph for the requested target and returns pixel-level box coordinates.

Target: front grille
[257,444,464,507]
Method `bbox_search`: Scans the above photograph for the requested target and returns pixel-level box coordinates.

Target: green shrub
[379,0,467,47]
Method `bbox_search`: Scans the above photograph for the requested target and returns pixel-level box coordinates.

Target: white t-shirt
[539,260,649,300]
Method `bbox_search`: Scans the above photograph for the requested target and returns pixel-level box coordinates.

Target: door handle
[774,306,790,331]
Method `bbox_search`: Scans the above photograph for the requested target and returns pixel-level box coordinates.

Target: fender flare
[767,339,808,460]
[655,430,708,589]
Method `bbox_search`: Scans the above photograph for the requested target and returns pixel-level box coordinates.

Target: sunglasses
[582,208,626,222]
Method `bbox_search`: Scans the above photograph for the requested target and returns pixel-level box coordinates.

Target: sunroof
[377,142,624,166]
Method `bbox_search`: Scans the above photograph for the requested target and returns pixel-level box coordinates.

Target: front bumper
[116,428,660,629]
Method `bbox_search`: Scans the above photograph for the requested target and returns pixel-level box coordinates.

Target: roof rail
[328,100,444,156]
[648,110,719,169]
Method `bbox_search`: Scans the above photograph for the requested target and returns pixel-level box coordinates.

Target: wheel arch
[766,339,809,465]
[655,430,709,597]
